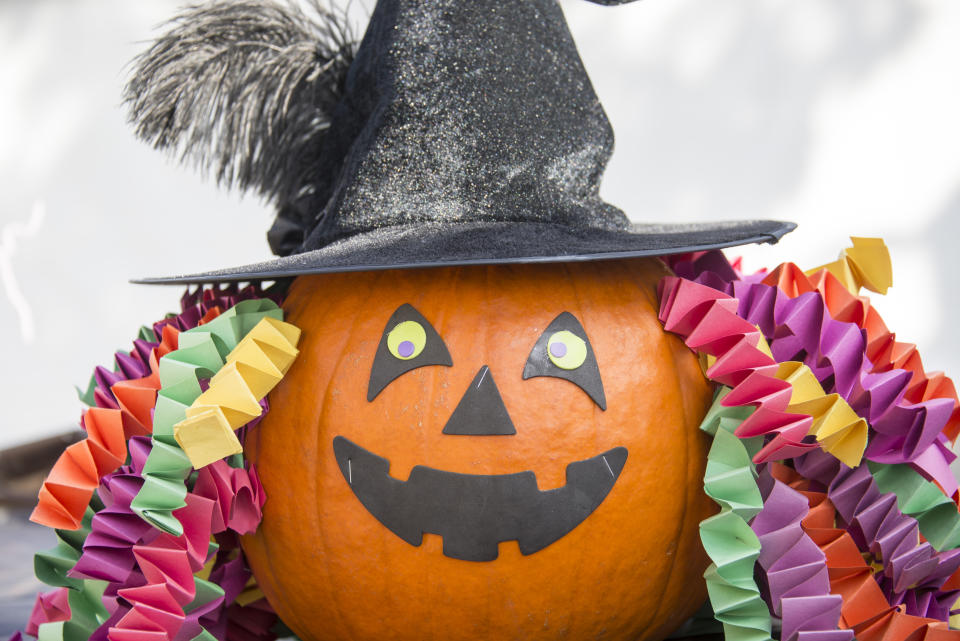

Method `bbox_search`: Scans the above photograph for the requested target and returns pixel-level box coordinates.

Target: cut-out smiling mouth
[332,436,628,562]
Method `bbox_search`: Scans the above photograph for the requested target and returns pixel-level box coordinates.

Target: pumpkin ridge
[561,261,591,635]
[336,270,393,638]
[313,273,381,638]
[430,266,463,641]
[650,328,693,637]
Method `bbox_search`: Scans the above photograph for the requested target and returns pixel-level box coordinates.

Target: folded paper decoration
[174,317,300,469]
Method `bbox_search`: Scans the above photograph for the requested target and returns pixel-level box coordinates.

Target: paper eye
[387,321,427,360]
[546,330,587,370]
[523,312,605,410]
[368,304,452,401]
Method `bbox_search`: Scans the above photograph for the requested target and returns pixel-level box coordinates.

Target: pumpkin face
[242,258,715,641]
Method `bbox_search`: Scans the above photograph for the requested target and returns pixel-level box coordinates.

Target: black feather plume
[124,0,357,208]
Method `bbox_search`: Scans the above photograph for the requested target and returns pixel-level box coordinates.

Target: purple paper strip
[750,474,849,641]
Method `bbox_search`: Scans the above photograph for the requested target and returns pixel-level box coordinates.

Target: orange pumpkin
[242,257,715,641]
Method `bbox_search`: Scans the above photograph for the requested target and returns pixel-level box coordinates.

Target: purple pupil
[398,340,416,358]
[549,341,567,358]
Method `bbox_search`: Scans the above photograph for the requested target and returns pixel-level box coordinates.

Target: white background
[2,0,959,449]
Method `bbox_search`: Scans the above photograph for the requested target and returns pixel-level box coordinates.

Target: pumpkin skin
[242,258,715,641]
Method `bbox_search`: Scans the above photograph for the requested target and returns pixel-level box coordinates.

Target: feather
[124,0,357,208]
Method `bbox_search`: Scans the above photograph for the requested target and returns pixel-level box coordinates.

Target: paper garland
[697,390,772,641]
[773,462,960,640]
[131,299,292,536]
[31,347,166,530]
[750,477,850,641]
[697,390,852,641]
[31,507,111,641]
[666,239,960,639]
[659,275,868,466]
[869,462,960,552]
[771,362,867,467]
[13,285,292,641]
[804,237,893,296]
[174,317,301,469]
[794,452,960,600]
[69,436,153,583]
[729,278,956,496]
[668,241,960,489]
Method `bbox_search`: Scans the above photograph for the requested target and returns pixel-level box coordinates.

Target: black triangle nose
[442,366,517,436]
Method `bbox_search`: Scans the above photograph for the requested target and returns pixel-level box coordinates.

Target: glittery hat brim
[133,219,796,284]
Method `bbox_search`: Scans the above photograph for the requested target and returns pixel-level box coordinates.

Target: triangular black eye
[368,304,453,401]
[522,312,605,410]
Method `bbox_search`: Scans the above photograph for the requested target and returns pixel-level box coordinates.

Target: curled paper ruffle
[696,389,773,641]
[751,476,850,641]
[31,357,163,530]
[667,250,959,495]
[26,589,71,637]
[795,451,960,600]
[659,276,867,466]
[18,285,286,641]
[173,316,301,469]
[771,362,867,468]
[30,507,110,641]
[70,437,153,583]
[780,466,960,641]
[868,462,960,552]
[804,237,893,296]
[733,280,956,495]
[108,494,217,641]
[658,275,813,463]
[132,299,285,535]
[92,459,269,641]
[193,461,266,536]
[671,241,960,451]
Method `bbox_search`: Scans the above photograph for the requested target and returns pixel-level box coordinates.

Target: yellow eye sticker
[547,330,587,370]
[387,320,427,360]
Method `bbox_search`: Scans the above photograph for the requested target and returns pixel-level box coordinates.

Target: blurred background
[1,0,959,633]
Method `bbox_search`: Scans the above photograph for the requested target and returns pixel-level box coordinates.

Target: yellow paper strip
[174,317,301,469]
[805,236,892,296]
[775,361,868,467]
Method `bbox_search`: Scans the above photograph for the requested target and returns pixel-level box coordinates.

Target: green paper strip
[868,461,960,551]
[35,506,96,590]
[186,577,225,614]
[76,373,97,408]
[131,299,283,535]
[698,388,773,641]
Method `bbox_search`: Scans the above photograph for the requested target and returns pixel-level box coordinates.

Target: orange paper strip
[30,334,170,530]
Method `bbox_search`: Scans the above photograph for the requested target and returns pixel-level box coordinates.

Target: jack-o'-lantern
[241,258,715,640]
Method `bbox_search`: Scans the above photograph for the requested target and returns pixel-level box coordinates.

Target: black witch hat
[127,0,793,284]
